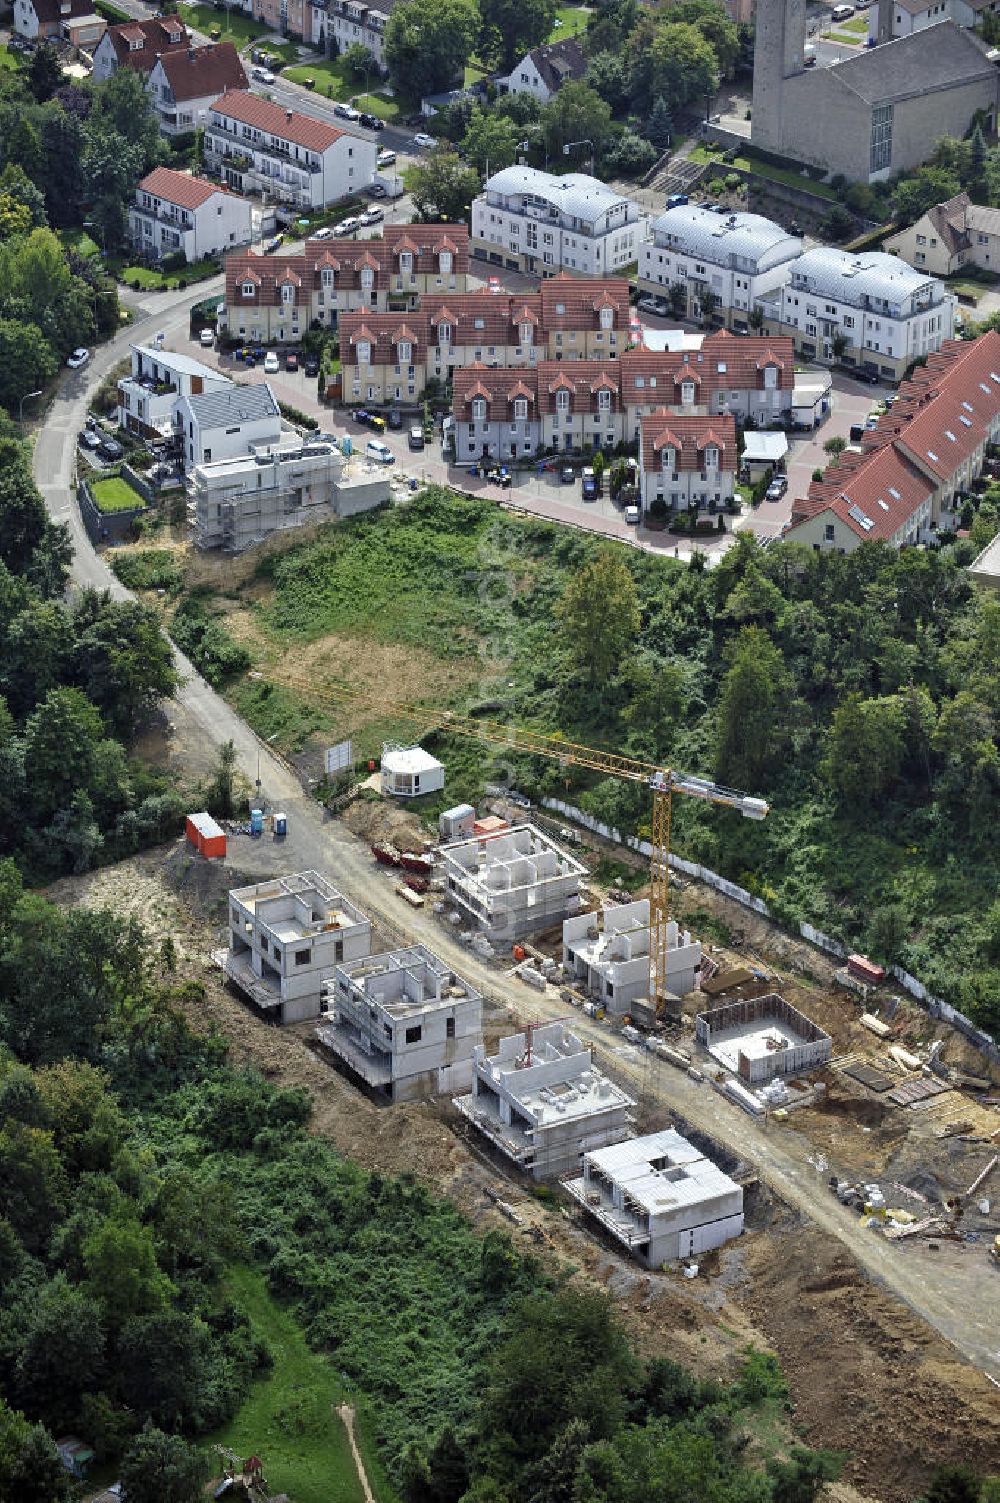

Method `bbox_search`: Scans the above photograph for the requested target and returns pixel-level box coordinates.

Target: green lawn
[117,257,220,289]
[549,4,590,41]
[0,44,22,71]
[57,227,101,258]
[284,58,399,115]
[177,2,265,44]
[90,474,146,514]
[841,14,870,31]
[690,142,838,199]
[205,1267,373,1503]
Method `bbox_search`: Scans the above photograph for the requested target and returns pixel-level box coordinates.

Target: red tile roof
[31,0,98,21]
[210,90,345,153]
[639,410,737,471]
[539,274,632,331]
[535,361,621,414]
[157,41,246,101]
[453,363,539,419]
[339,309,430,364]
[137,166,228,210]
[225,227,470,307]
[621,333,795,405]
[423,291,542,348]
[789,443,933,544]
[97,12,188,71]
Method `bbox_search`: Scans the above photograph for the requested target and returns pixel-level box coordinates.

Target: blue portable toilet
[250,807,264,836]
[274,812,287,837]
[341,435,352,456]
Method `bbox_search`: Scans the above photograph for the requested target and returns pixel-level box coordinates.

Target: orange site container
[473,815,508,838]
[186,810,227,859]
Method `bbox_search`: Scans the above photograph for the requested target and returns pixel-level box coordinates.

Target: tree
[13,1275,107,1431]
[667,281,687,318]
[0,1398,72,1503]
[0,194,32,242]
[83,1210,174,1324]
[556,547,640,684]
[698,286,719,326]
[70,591,178,743]
[22,687,106,824]
[823,435,846,462]
[207,738,239,819]
[39,104,85,227]
[748,304,765,332]
[28,44,63,104]
[0,321,57,416]
[119,1426,208,1503]
[893,165,961,226]
[646,96,674,151]
[409,149,480,222]
[384,0,479,99]
[461,106,523,178]
[969,124,988,201]
[540,82,613,163]
[826,692,907,808]
[479,0,556,72]
[668,0,739,76]
[715,625,790,786]
[585,52,631,115]
[602,131,657,179]
[343,42,376,80]
[630,19,718,115]
[767,1446,843,1503]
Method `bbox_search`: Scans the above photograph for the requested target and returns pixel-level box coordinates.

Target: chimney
[286,108,293,122]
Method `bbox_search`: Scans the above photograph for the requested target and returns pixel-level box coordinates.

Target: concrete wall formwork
[695,992,831,1083]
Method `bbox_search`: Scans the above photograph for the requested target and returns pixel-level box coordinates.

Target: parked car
[624,504,641,524]
[387,409,403,430]
[765,476,787,501]
[251,65,276,83]
[368,414,386,433]
[831,2,854,19]
[334,216,360,236]
[66,347,90,369]
[366,439,395,464]
[412,132,436,149]
[311,225,335,241]
[560,465,574,484]
[98,435,123,460]
[368,182,388,198]
[353,408,372,424]
[285,351,299,372]
[377,149,397,168]
[665,192,689,209]
[408,425,424,451]
[263,351,279,374]
[263,234,283,254]
[581,467,598,500]
[637,294,668,315]
[359,206,384,226]
[79,428,102,451]
[199,327,215,347]
[334,101,360,120]
[303,354,320,377]
[360,112,385,131]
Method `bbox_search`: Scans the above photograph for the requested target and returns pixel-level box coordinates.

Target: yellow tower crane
[264,674,769,1010]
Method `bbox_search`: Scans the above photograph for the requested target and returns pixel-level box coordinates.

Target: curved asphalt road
[31,289,1000,1383]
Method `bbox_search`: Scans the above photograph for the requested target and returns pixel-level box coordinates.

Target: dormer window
[360,267,374,291]
[704,444,719,470]
[321,268,333,288]
[399,251,413,275]
[357,340,371,365]
[520,322,533,346]
[439,251,452,275]
[472,397,486,420]
[681,381,695,404]
[474,316,485,330]
[661,446,675,471]
[597,388,611,410]
[514,398,528,420]
[398,339,412,364]
[128,36,143,49]
[556,389,570,413]
[599,306,613,330]
[281,283,294,304]
[555,302,565,314]
[763,364,777,389]
[242,281,256,297]
[438,322,451,344]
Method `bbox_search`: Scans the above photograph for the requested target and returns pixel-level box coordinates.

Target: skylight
[980,382,991,394]
[927,449,940,462]
[991,373,1000,384]
[878,499,889,511]
[959,414,973,427]
[945,430,957,442]
[717,362,727,373]
[962,400,974,411]
[848,503,874,532]
[888,486,901,500]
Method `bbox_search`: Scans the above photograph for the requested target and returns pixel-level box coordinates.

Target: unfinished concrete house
[220,871,371,1024]
[316,945,482,1101]
[440,823,586,940]
[563,900,701,1015]
[695,993,832,1084]
[189,434,390,551]
[453,1021,634,1179]
[563,1128,744,1266]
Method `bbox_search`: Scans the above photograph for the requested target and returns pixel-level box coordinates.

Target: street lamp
[563,138,595,175]
[19,389,42,426]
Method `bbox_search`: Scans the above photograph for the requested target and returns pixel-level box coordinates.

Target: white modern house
[117,343,232,441]
[203,90,377,211]
[129,167,251,264]
[317,945,482,1101]
[562,901,702,1015]
[764,246,955,380]
[563,1129,745,1266]
[380,746,445,798]
[454,1022,635,1179]
[471,167,648,278]
[175,381,282,467]
[440,823,586,940]
[638,206,802,330]
[221,870,372,1025]
[146,42,247,137]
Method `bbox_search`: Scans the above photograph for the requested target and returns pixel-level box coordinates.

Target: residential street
[28,278,1000,1382]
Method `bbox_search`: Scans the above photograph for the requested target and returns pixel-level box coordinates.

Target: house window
[439,251,452,274]
[242,281,256,296]
[704,445,718,469]
[472,397,486,420]
[599,306,613,329]
[398,340,412,363]
[294,948,310,965]
[281,284,294,304]
[438,322,451,344]
[357,341,371,365]
[514,398,528,419]
[870,103,893,175]
[405,1024,422,1043]
[681,381,695,403]
[321,268,333,287]
[556,389,570,412]
[360,268,374,292]
[520,322,532,345]
[824,524,835,541]
[597,388,611,410]
[446,1017,455,1038]
[400,251,413,274]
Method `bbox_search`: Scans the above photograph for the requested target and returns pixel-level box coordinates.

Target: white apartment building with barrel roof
[638,205,802,330]
[471,166,648,278]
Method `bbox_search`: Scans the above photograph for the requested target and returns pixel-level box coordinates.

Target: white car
[334,102,360,120]
[66,347,90,369]
[377,149,396,168]
[311,226,335,240]
[199,327,215,347]
[263,351,279,374]
[252,66,276,84]
[366,439,395,464]
[624,504,641,525]
[412,132,436,149]
[359,207,384,225]
[334,216,360,236]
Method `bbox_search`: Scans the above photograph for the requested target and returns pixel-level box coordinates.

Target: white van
[366,439,395,464]
[831,4,854,20]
